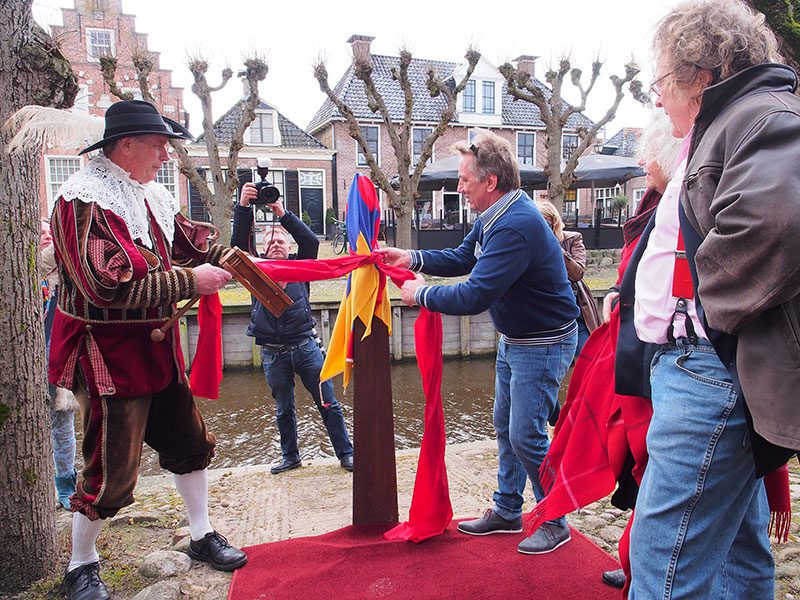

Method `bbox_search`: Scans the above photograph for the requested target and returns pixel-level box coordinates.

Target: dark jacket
[562,231,600,332]
[230,204,318,345]
[680,64,800,453]
[411,190,578,337]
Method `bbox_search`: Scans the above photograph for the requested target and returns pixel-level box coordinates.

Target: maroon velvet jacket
[48,196,225,399]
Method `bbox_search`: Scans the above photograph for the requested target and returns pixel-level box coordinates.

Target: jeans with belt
[492,332,576,524]
[629,338,773,599]
[261,337,353,462]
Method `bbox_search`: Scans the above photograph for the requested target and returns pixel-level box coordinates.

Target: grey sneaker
[517,522,571,554]
[457,509,522,535]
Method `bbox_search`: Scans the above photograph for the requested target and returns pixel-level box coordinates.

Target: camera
[252,157,281,205]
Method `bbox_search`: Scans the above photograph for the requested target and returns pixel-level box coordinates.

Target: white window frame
[516,131,537,165]
[357,125,380,167]
[482,81,495,115]
[85,28,115,62]
[463,79,476,113]
[45,155,83,211]
[412,127,434,167]
[561,133,580,161]
[247,111,281,146]
[155,161,179,202]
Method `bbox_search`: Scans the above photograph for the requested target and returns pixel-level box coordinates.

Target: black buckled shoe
[64,562,110,600]
[187,531,248,571]
[270,458,302,475]
[340,455,353,472]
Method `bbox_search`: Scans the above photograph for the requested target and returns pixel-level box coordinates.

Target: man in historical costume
[231,183,354,474]
[47,100,247,600]
[377,129,579,555]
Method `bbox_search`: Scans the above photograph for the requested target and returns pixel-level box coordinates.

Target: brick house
[188,98,335,240]
[40,0,186,218]
[307,35,597,228]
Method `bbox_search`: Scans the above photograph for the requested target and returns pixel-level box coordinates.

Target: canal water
[134,357,571,476]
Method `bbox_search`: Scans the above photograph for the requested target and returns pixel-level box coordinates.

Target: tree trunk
[0,0,77,592]
[394,210,413,250]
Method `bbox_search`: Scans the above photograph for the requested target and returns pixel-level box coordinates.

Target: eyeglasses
[649,71,674,97]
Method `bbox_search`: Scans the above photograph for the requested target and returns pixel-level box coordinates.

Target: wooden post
[351,316,398,525]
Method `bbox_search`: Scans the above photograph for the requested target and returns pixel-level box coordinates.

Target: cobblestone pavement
[110,440,799,599]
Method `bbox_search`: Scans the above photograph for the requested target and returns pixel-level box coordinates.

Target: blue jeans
[45,288,76,477]
[629,339,773,600]
[261,338,353,462]
[492,332,577,525]
[575,317,590,360]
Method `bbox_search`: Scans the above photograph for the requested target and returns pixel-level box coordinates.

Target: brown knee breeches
[73,376,216,519]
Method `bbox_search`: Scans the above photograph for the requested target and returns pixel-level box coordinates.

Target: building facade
[41,0,186,218]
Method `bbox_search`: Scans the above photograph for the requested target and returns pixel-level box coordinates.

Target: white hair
[634,110,683,179]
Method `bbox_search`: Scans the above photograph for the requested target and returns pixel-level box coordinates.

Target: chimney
[347,34,375,62]
[514,55,538,78]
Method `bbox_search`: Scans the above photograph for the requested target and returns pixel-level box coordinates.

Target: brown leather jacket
[562,231,600,332]
[681,64,800,451]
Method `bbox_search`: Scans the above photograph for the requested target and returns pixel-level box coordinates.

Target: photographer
[232,182,354,474]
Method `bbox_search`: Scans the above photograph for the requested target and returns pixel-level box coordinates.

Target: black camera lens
[254,182,281,204]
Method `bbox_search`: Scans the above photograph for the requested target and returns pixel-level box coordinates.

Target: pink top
[633,155,707,345]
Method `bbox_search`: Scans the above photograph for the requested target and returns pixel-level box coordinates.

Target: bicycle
[331,219,348,255]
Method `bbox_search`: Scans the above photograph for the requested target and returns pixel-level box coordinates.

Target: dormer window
[86,28,114,61]
[248,111,279,146]
[463,80,476,113]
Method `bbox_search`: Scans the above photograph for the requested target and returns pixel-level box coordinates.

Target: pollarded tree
[499,58,646,210]
[314,44,480,249]
[100,50,268,243]
[0,0,77,592]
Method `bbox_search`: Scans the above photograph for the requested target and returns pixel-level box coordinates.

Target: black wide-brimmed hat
[79,99,193,154]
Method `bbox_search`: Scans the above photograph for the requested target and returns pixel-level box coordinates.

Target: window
[463,80,476,112]
[563,189,578,219]
[562,133,579,160]
[86,29,114,61]
[595,185,623,218]
[45,157,82,210]
[517,132,536,165]
[249,112,275,145]
[412,127,433,166]
[482,81,495,114]
[357,125,379,166]
[155,162,178,200]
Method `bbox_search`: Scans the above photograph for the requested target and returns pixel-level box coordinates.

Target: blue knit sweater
[411,190,578,339]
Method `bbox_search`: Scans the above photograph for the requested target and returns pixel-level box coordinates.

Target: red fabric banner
[189,292,222,400]
[384,308,453,542]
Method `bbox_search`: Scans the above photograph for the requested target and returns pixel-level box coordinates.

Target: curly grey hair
[452,129,521,194]
[653,0,782,92]
[635,110,683,179]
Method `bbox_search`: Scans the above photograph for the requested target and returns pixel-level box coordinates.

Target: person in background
[41,219,78,510]
[377,129,578,555]
[231,183,354,474]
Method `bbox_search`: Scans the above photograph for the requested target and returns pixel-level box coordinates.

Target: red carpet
[228,521,622,599]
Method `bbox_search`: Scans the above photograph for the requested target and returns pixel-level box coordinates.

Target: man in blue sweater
[377,130,578,554]
[232,183,353,474]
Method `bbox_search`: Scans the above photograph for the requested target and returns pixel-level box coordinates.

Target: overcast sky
[33,0,683,137]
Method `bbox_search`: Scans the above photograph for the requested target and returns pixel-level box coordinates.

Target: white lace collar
[55,154,178,249]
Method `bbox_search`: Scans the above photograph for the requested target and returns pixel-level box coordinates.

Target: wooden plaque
[219,247,293,317]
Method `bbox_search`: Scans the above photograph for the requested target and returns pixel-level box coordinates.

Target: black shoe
[456,508,523,535]
[270,458,302,475]
[602,569,626,589]
[187,531,248,571]
[340,455,353,472]
[64,562,110,600]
